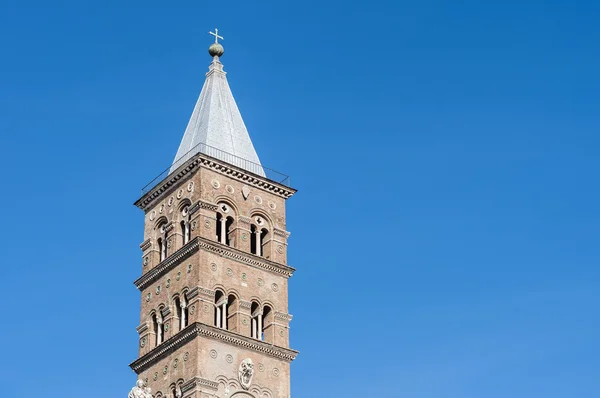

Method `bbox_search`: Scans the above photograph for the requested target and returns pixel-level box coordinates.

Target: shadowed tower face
[131,32,298,398]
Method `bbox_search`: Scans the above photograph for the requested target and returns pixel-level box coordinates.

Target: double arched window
[169,380,184,398]
[214,290,228,329]
[216,203,235,247]
[214,290,238,331]
[174,294,188,331]
[250,301,272,341]
[151,309,165,346]
[155,218,169,262]
[179,204,191,246]
[250,215,269,257]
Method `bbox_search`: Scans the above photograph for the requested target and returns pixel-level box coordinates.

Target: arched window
[260,228,269,257]
[154,311,164,345]
[169,383,182,398]
[216,203,234,246]
[225,216,234,246]
[262,305,272,341]
[250,216,268,257]
[180,220,191,246]
[151,312,158,345]
[175,296,181,323]
[171,381,182,398]
[174,296,187,332]
[226,294,236,331]
[214,290,227,329]
[250,301,261,339]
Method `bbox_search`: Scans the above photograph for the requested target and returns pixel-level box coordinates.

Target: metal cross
[209,28,224,44]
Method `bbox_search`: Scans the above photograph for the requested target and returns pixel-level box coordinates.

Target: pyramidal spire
[169,30,265,177]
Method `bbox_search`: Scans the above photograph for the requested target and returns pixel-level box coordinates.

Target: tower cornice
[129,322,299,373]
[134,236,295,290]
[134,152,296,212]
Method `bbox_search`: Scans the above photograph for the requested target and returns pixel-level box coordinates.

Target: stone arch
[261,299,276,311]
[153,216,169,230]
[248,209,273,229]
[177,198,192,213]
[231,392,256,398]
[214,195,239,215]
[226,288,241,301]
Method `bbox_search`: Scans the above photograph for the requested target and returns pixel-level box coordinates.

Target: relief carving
[238,358,254,390]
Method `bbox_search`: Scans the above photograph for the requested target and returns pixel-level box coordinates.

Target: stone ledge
[181,377,219,394]
[135,237,295,290]
[197,237,295,278]
[129,322,298,373]
[134,238,200,290]
[134,153,297,211]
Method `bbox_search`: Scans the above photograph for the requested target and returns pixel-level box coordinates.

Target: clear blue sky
[1,1,598,397]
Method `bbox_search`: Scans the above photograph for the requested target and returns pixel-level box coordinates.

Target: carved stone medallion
[238,358,254,390]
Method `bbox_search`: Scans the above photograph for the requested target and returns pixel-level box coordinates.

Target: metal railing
[141,142,291,195]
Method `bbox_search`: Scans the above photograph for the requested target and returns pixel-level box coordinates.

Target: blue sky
[1,0,599,397]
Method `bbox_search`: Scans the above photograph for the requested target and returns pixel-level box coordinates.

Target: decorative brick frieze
[129,322,298,373]
[135,153,296,211]
[198,157,295,198]
[197,237,295,277]
[134,239,200,290]
[239,300,252,310]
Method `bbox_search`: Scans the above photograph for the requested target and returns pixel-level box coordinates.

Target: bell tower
[130,32,298,398]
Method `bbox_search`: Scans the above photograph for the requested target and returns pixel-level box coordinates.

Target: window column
[157,314,164,345]
[221,299,227,329]
[254,230,261,256]
[257,311,263,340]
[219,216,227,244]
[180,297,187,329]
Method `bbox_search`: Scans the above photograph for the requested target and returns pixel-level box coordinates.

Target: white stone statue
[238,358,254,390]
[128,380,147,398]
[144,386,153,398]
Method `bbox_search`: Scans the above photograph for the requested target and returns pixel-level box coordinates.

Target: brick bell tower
[130,31,298,398]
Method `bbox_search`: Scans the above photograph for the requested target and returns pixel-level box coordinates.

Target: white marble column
[184,222,190,244]
[221,302,227,329]
[157,316,163,345]
[251,318,257,338]
[254,230,261,256]
[180,299,187,329]
[257,312,263,341]
[220,217,227,244]
[216,306,221,328]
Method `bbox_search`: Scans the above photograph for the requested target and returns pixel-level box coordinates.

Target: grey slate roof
[169,56,265,177]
